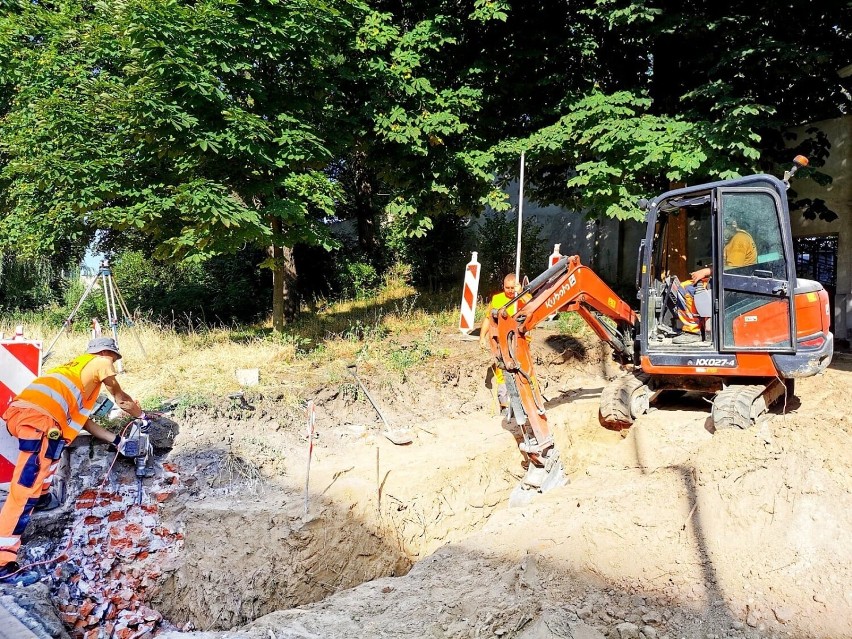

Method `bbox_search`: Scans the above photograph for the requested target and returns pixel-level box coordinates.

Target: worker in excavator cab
[672,217,758,344]
[0,337,145,586]
[479,273,531,413]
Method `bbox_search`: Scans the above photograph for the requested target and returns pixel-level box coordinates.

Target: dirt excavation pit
[152,406,529,632]
[11,407,517,637]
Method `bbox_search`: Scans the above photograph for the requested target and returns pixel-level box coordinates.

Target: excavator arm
[487,256,638,464]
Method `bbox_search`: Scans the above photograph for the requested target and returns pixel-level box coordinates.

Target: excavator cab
[642,176,799,355]
[636,172,833,419]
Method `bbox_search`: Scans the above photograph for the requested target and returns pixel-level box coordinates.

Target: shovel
[347,364,413,445]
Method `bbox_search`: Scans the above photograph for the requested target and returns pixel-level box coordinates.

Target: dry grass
[0,285,464,408]
[2,276,590,410]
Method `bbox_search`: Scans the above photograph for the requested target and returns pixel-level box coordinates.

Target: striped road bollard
[547,244,562,320]
[0,334,42,488]
[458,251,481,335]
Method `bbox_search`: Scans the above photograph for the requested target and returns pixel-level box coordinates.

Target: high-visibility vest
[14,354,99,441]
[490,292,518,316]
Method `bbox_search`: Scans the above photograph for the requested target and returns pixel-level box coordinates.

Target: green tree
[330,1,513,262]
[496,0,851,221]
[0,0,359,329]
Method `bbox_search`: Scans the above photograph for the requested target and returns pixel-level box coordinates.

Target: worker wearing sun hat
[0,337,144,584]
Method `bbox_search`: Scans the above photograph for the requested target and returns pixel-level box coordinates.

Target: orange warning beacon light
[783,155,809,187]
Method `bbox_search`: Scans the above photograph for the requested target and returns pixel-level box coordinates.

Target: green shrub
[0,254,66,313]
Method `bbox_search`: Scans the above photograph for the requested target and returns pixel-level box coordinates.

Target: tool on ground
[121,418,155,503]
[42,259,145,366]
[346,364,413,445]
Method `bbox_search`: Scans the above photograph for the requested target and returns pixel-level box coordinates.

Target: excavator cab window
[716,187,795,351]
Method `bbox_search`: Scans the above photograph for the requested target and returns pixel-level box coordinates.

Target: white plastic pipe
[515,151,525,282]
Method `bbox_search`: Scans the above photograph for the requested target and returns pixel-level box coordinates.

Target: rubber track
[600,373,648,426]
[711,384,765,430]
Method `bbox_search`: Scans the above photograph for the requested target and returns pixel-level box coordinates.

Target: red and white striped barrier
[0,336,42,488]
[547,244,563,320]
[549,243,563,268]
[458,251,481,334]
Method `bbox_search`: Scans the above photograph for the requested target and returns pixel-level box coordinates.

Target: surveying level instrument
[43,259,146,366]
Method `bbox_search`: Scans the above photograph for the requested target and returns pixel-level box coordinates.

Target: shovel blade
[383,429,413,445]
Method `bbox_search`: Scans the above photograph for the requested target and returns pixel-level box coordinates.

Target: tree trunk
[269,242,285,332]
[352,148,378,257]
[281,245,298,322]
[268,216,299,332]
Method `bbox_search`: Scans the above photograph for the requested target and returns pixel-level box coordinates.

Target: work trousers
[0,406,66,566]
[671,279,700,335]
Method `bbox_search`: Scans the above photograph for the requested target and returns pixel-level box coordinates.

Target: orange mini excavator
[487,157,833,502]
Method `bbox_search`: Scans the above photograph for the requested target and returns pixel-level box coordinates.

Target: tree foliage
[500,0,851,221]
[1,0,849,321]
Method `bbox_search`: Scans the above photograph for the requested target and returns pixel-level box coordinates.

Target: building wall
[498,183,644,290]
[788,115,852,340]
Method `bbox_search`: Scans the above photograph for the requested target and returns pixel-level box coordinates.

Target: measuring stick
[303,400,316,521]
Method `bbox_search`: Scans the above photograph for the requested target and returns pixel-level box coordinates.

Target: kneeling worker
[0,337,145,585]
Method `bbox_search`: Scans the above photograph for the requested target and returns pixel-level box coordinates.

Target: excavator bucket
[508,459,567,507]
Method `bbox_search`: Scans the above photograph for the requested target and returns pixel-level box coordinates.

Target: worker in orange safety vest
[0,337,145,585]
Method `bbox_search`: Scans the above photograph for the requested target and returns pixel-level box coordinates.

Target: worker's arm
[479,313,493,349]
[101,375,144,419]
[83,418,122,445]
[691,266,712,282]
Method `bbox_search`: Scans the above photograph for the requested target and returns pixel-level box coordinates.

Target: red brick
[162,462,178,473]
[60,612,78,626]
[83,515,100,525]
[84,629,100,639]
[137,606,161,622]
[108,511,125,522]
[154,491,174,503]
[124,523,143,535]
[136,550,150,561]
[79,600,95,617]
[109,537,133,550]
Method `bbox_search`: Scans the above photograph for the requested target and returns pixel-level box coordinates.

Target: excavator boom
[487,255,637,462]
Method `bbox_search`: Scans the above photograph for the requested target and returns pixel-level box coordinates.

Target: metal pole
[515,151,526,281]
[102,266,119,342]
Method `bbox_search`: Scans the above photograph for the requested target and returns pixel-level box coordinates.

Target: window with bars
[794,235,838,287]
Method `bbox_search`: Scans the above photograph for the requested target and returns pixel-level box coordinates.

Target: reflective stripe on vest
[14,354,100,440]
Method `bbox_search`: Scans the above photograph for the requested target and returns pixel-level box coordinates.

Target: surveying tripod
[43,260,146,365]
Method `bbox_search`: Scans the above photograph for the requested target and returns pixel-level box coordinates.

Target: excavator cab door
[715,186,796,353]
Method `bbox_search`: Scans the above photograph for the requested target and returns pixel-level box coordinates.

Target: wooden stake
[303,400,315,521]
